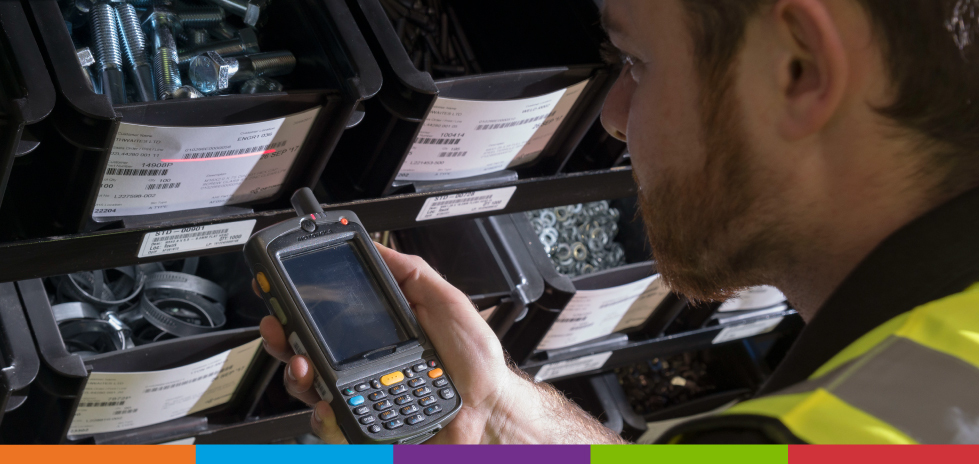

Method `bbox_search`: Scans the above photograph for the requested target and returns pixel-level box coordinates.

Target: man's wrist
[482,367,627,444]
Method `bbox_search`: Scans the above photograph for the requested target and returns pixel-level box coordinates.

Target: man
[261,0,979,444]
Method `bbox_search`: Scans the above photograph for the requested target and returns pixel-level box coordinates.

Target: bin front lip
[0,1,56,124]
[0,282,41,394]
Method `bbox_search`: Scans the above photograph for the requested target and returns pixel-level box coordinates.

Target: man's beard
[638,70,782,302]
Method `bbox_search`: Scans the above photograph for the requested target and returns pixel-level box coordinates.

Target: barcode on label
[555,317,587,324]
[146,182,182,190]
[105,168,169,177]
[414,137,461,145]
[475,114,548,131]
[438,151,468,158]
[431,195,493,207]
[80,401,126,408]
[150,228,228,244]
[113,408,139,415]
[182,141,287,160]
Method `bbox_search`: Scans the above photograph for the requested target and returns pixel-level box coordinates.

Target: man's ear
[773,0,848,140]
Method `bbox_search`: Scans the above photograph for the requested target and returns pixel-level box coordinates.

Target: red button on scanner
[340,217,348,225]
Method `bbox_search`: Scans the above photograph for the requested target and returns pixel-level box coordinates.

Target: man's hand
[258,243,625,444]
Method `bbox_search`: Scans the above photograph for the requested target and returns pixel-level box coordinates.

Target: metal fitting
[143,6,182,99]
[115,3,156,102]
[186,28,211,48]
[76,47,96,91]
[171,85,206,99]
[239,76,283,94]
[177,27,259,67]
[90,3,126,104]
[190,50,295,94]
[204,0,268,27]
[188,51,237,94]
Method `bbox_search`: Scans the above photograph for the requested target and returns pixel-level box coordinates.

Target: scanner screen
[282,241,409,365]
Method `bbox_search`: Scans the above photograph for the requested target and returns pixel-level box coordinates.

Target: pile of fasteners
[63,0,293,104]
[526,201,627,277]
[615,352,716,417]
[378,0,481,78]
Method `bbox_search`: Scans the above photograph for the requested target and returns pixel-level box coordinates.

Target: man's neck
[770,170,960,322]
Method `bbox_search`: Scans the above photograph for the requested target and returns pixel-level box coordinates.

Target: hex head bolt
[143,7,182,99]
[115,3,156,102]
[177,28,259,68]
[204,0,267,27]
[90,3,127,104]
[190,50,295,94]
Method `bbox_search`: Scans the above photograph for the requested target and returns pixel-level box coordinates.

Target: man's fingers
[284,355,321,406]
[251,279,261,299]
[375,242,471,310]
[259,316,292,363]
[311,402,349,444]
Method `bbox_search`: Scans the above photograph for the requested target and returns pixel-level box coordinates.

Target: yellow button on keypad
[380,371,404,386]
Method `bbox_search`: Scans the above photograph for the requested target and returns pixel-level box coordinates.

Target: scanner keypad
[339,357,457,436]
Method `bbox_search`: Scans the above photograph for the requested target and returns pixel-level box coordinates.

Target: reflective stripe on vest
[721,283,979,444]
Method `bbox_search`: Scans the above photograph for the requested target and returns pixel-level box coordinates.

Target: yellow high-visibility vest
[666,283,979,444]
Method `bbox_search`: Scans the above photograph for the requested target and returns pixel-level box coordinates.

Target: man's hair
[680,0,979,193]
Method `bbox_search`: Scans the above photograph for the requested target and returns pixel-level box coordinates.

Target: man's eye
[601,41,634,66]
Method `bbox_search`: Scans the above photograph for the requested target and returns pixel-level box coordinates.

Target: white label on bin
[92,107,321,218]
[67,338,263,438]
[396,80,590,182]
[718,286,787,312]
[136,219,256,258]
[534,352,613,382]
[712,317,785,344]
[536,275,670,351]
[415,186,516,222]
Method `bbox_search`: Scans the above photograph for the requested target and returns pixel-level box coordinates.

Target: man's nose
[601,71,632,142]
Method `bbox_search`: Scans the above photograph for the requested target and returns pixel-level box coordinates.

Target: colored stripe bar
[789,445,979,464]
[592,445,789,464]
[197,445,393,464]
[395,445,590,464]
[0,445,194,464]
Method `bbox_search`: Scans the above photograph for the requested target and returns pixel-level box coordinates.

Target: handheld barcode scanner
[244,188,462,444]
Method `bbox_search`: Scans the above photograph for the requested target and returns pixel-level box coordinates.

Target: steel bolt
[143,7,182,99]
[90,3,127,104]
[209,21,238,41]
[76,47,97,91]
[115,3,156,102]
[177,27,259,67]
[204,0,267,27]
[177,7,227,29]
[187,28,211,48]
[190,50,295,94]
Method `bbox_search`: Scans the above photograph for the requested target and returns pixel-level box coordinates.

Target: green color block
[591,445,789,464]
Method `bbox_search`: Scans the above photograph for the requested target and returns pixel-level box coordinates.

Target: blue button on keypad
[348,395,365,406]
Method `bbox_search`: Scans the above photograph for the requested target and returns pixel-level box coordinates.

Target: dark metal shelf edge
[0,168,637,282]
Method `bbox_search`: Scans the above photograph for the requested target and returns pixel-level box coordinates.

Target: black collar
[759,185,979,395]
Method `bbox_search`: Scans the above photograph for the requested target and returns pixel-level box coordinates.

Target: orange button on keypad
[381,371,405,386]
[427,368,443,379]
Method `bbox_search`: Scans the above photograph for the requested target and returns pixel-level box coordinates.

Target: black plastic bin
[11,0,380,237]
[326,0,615,200]
[3,272,279,444]
[0,282,41,429]
[500,197,683,365]
[394,213,546,338]
[0,0,56,240]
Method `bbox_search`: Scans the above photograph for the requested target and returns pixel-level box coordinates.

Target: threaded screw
[115,3,156,102]
[204,0,267,27]
[187,29,211,48]
[143,7,182,99]
[189,50,294,94]
[177,7,226,29]
[177,27,258,67]
[90,3,126,104]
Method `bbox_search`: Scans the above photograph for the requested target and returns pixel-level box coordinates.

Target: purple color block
[394,445,590,464]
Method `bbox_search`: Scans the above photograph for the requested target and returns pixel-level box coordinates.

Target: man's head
[601,0,979,304]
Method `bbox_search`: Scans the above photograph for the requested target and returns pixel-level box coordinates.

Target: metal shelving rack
[0,168,636,283]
